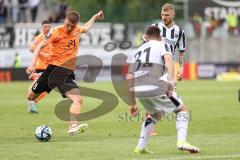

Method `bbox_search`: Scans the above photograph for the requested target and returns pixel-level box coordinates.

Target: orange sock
[34,92,48,103]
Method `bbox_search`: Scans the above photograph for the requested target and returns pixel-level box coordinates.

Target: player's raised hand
[130,105,139,117]
[176,69,183,81]
[95,10,104,20]
[26,65,35,75]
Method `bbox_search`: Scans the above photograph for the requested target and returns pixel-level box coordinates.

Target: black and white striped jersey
[152,21,186,55]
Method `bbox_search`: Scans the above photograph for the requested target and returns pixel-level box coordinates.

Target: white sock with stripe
[137,116,156,149]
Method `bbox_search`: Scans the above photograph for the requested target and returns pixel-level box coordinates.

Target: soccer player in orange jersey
[26,10,104,135]
[27,20,51,113]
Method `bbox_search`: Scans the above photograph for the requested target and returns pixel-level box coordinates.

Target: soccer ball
[35,125,52,142]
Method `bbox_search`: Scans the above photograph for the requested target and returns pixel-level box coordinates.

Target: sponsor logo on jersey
[44,32,52,41]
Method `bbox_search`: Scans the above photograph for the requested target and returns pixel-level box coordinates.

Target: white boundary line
[134,154,240,160]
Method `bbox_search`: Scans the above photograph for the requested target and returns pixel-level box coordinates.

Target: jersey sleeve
[159,42,172,56]
[77,25,86,33]
[178,30,186,52]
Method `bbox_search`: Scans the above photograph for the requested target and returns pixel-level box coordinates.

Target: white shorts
[139,91,183,114]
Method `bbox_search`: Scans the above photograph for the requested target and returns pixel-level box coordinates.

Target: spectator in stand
[42,0,48,10]
[12,52,22,68]
[133,30,143,48]
[205,16,218,37]
[48,11,61,23]
[192,12,202,37]
[238,15,240,35]
[55,0,68,22]
[29,0,40,22]
[184,18,194,39]
[18,0,28,23]
[0,0,7,23]
[212,18,228,38]
[226,13,238,36]
[11,0,19,23]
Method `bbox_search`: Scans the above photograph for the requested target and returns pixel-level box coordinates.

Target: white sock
[137,116,156,149]
[28,100,36,107]
[176,111,188,142]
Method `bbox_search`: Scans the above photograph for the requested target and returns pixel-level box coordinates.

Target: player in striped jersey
[133,3,199,152]
[142,3,186,137]
[152,3,185,136]
[129,26,199,154]
[154,3,186,81]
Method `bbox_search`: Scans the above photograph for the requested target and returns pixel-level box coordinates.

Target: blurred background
[0,0,240,81]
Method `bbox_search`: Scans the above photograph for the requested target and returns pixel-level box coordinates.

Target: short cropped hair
[42,20,50,25]
[145,26,160,38]
[67,11,80,23]
[162,3,175,12]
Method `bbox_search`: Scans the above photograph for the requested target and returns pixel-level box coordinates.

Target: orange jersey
[31,33,50,70]
[44,25,86,70]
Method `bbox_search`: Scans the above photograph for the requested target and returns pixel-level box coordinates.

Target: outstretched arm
[82,10,104,32]
[26,40,47,74]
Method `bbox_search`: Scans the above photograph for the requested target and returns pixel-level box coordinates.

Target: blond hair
[162,3,175,12]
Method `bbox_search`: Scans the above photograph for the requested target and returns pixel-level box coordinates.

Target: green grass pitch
[0,80,239,160]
